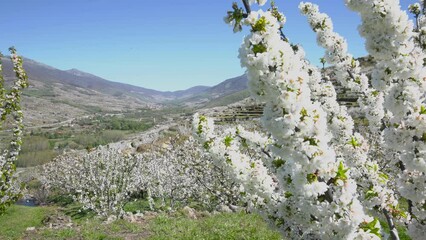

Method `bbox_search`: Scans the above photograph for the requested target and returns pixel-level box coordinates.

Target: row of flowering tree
[193,0,425,239]
[0,48,28,214]
[43,130,245,217]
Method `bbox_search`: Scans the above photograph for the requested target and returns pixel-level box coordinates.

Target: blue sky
[0,0,417,91]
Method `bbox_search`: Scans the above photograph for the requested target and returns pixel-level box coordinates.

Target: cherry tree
[44,146,143,217]
[0,47,28,214]
[139,134,243,210]
[194,0,425,239]
[44,132,245,217]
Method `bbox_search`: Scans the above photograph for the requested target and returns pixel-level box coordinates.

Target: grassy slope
[148,212,281,240]
[0,205,54,240]
[0,205,281,240]
[0,204,414,240]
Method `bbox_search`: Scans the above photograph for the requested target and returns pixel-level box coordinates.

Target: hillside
[1,55,374,127]
[1,57,247,126]
[175,75,249,107]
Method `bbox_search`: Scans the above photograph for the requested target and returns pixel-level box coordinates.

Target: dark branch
[383,209,400,240]
[242,0,251,14]
[279,28,289,42]
[397,160,414,217]
[347,69,356,81]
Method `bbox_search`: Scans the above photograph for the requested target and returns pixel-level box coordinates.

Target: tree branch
[242,0,251,14]
[279,28,288,42]
[383,209,400,240]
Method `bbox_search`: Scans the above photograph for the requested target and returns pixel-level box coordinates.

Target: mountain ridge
[0,56,249,126]
[2,56,247,102]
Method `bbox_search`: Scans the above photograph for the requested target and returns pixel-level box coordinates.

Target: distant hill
[1,57,213,102]
[0,57,249,125]
[177,75,249,107]
[161,85,211,99]
[197,75,248,97]
[0,54,371,128]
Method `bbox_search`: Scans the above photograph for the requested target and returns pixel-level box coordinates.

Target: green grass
[123,198,175,213]
[124,199,152,213]
[23,87,56,98]
[82,219,146,240]
[18,129,130,167]
[37,228,79,240]
[31,219,146,240]
[33,218,147,240]
[147,212,282,240]
[72,130,127,149]
[0,204,281,240]
[17,136,57,167]
[0,205,54,240]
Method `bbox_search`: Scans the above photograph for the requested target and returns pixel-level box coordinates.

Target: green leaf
[304,137,318,146]
[307,173,317,183]
[360,218,381,238]
[300,108,308,121]
[252,16,268,32]
[252,43,267,54]
[241,138,248,148]
[337,115,347,122]
[365,187,379,200]
[335,162,349,183]
[272,158,285,168]
[197,115,207,134]
[351,58,356,68]
[284,191,293,198]
[224,135,233,147]
[225,3,244,33]
[420,105,426,114]
[372,91,380,97]
[203,140,212,150]
[422,133,426,142]
[378,172,389,181]
[354,76,361,84]
[385,67,392,75]
[349,136,361,148]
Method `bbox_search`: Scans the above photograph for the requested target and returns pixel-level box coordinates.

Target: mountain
[2,57,213,102]
[0,55,371,128]
[1,57,249,126]
[160,85,211,99]
[199,75,248,97]
[176,75,249,107]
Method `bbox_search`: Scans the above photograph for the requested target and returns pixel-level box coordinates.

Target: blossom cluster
[0,47,29,214]
[195,2,387,238]
[346,0,426,237]
[300,0,398,219]
[192,0,426,239]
